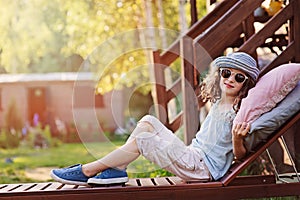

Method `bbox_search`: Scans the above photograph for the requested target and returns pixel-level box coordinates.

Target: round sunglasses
[220,68,248,83]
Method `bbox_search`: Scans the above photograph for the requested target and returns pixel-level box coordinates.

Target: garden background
[0,0,207,184]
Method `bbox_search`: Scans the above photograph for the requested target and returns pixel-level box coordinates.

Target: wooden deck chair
[0,110,299,200]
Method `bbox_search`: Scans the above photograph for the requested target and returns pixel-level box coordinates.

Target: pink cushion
[234,63,300,124]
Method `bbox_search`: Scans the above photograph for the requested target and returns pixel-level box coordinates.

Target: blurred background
[0,0,206,183]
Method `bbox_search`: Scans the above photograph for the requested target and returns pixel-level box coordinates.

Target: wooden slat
[153,177,173,186]
[259,41,294,77]
[0,184,9,190]
[0,184,22,192]
[28,182,56,191]
[242,14,257,59]
[125,179,140,187]
[240,2,293,54]
[242,14,255,41]
[7,183,37,192]
[166,78,181,102]
[41,182,64,191]
[77,185,92,189]
[278,173,300,183]
[60,184,78,190]
[228,175,276,186]
[209,25,244,59]
[159,46,180,67]
[168,112,183,132]
[187,181,223,188]
[166,176,184,185]
[138,178,156,187]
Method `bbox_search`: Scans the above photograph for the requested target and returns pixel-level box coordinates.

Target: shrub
[5,98,23,132]
[0,129,21,149]
[22,124,62,149]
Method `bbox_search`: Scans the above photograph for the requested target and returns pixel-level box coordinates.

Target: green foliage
[21,124,62,149]
[0,167,33,184]
[0,129,20,149]
[0,0,207,94]
[130,170,174,179]
[1,104,62,149]
[4,98,23,131]
[0,98,23,148]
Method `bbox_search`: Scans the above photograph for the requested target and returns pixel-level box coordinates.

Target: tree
[0,0,206,94]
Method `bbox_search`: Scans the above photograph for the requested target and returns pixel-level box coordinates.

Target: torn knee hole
[137,121,155,132]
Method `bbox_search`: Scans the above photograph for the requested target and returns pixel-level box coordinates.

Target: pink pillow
[234,63,300,124]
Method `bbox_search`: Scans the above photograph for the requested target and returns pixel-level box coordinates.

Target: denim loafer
[50,164,90,186]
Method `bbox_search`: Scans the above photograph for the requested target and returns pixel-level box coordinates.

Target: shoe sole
[87,177,129,185]
[50,170,88,186]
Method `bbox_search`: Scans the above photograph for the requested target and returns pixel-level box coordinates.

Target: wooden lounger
[0,111,299,200]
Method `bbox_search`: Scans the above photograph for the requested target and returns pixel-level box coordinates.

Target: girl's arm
[232,122,250,160]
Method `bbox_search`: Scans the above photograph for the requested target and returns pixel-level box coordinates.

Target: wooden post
[242,13,258,59]
[190,0,198,26]
[152,51,169,126]
[180,36,199,144]
[292,0,300,62]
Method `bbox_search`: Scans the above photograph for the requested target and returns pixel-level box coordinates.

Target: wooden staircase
[152,0,300,144]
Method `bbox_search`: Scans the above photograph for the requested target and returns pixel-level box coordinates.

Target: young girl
[51,52,260,186]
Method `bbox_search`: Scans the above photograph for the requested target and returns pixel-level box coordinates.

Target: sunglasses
[220,68,248,83]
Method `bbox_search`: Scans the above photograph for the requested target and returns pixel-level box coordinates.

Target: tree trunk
[179,0,188,34]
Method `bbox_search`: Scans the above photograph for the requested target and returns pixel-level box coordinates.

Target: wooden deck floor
[0,175,299,200]
[0,176,221,193]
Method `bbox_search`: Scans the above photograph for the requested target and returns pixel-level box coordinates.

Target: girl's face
[219,68,247,98]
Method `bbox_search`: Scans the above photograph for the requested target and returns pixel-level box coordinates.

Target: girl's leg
[82,121,155,177]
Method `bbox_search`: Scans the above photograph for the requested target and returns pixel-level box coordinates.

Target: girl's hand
[232,122,250,160]
[232,122,250,140]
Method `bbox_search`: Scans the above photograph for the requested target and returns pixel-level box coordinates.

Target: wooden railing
[152,0,300,144]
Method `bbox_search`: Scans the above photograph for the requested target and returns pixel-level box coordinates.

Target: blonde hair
[199,65,256,113]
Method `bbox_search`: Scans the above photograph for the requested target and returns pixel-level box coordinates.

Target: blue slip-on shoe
[87,168,128,185]
[50,164,90,186]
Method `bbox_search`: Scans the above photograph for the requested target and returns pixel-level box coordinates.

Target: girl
[51,52,259,186]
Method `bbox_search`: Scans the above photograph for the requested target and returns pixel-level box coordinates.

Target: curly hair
[200,65,256,113]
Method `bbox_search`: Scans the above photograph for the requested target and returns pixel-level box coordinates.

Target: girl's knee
[139,115,163,132]
[136,121,154,133]
[129,120,155,140]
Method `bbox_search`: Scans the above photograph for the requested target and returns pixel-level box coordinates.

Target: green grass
[0,141,172,184]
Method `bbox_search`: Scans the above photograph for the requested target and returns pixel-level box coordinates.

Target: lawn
[0,141,172,184]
